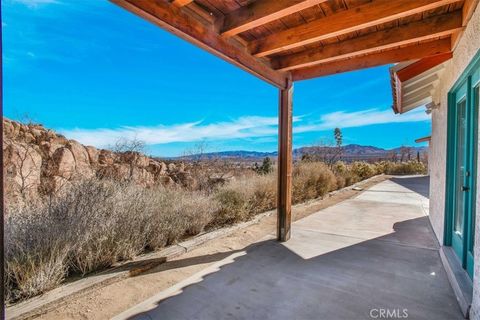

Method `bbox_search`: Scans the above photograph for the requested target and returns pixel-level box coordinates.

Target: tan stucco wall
[429,4,480,319]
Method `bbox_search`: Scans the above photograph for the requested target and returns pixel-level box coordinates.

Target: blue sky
[3,0,431,157]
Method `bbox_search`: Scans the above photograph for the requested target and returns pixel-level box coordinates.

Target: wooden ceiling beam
[452,0,479,49]
[250,0,459,57]
[171,0,193,7]
[274,11,461,71]
[292,38,452,81]
[396,52,452,82]
[462,0,480,25]
[110,0,290,89]
[221,0,329,37]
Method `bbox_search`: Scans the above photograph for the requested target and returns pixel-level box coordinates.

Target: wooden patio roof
[111,0,478,89]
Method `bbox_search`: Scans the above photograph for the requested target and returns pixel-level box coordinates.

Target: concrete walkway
[114,176,463,320]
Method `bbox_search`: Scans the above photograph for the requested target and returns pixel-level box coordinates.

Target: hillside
[177,144,427,162]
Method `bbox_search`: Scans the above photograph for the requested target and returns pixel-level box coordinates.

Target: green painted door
[446,53,480,279]
[451,84,469,264]
[468,70,480,277]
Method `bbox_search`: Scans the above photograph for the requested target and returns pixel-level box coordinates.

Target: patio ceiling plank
[221,0,329,37]
[249,0,459,57]
[171,0,193,7]
[273,10,462,71]
[110,0,290,89]
[292,38,452,81]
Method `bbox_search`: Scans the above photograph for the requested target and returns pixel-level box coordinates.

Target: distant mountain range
[172,144,427,162]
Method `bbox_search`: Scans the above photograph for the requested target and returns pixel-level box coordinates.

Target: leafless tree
[302,138,343,167]
[15,144,40,197]
[110,137,146,180]
[182,140,236,191]
[388,150,398,162]
[399,146,413,162]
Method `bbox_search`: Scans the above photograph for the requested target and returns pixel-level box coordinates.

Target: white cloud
[60,116,280,148]
[295,108,430,133]
[59,108,430,149]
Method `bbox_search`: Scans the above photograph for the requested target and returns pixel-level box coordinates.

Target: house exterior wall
[429,5,480,318]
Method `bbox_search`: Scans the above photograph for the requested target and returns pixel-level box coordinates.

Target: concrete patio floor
[114,176,463,320]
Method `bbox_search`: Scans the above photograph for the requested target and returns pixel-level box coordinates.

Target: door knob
[462,186,470,191]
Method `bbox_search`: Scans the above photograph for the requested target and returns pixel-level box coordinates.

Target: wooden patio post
[277,79,293,242]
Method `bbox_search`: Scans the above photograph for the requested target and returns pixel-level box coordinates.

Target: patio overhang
[390,53,452,114]
[415,136,432,143]
[110,0,479,242]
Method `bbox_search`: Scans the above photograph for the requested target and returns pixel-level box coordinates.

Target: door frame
[444,49,480,278]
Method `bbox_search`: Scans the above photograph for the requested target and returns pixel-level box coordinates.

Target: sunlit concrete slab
[114,176,462,320]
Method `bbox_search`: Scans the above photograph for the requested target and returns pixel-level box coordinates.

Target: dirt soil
[34,175,387,320]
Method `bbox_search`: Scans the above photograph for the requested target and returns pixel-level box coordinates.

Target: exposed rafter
[110,0,290,89]
[451,0,479,49]
[221,0,329,37]
[171,0,193,7]
[292,38,452,81]
[273,11,461,71]
[250,0,459,57]
[396,52,452,82]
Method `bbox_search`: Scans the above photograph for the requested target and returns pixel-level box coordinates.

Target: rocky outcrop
[3,119,193,198]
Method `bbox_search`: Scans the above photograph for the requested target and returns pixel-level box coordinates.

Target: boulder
[136,155,150,168]
[51,147,76,179]
[147,160,167,175]
[131,168,155,187]
[85,146,99,164]
[3,121,13,138]
[158,176,175,186]
[39,141,63,158]
[167,163,177,172]
[98,150,115,165]
[67,141,94,178]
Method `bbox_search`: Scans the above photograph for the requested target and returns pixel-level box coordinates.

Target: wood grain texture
[221,0,329,37]
[396,52,453,82]
[292,38,452,81]
[277,79,293,242]
[250,0,459,57]
[274,10,462,71]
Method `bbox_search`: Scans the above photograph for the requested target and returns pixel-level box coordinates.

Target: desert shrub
[292,162,337,203]
[387,161,427,175]
[333,161,347,175]
[212,173,276,226]
[350,161,376,180]
[335,174,346,189]
[373,161,394,175]
[213,188,251,226]
[5,178,218,302]
[5,202,70,301]
[332,161,360,188]
[248,173,277,214]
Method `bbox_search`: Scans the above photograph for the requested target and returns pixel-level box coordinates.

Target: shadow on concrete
[390,175,430,199]
[123,216,461,320]
[102,251,243,277]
